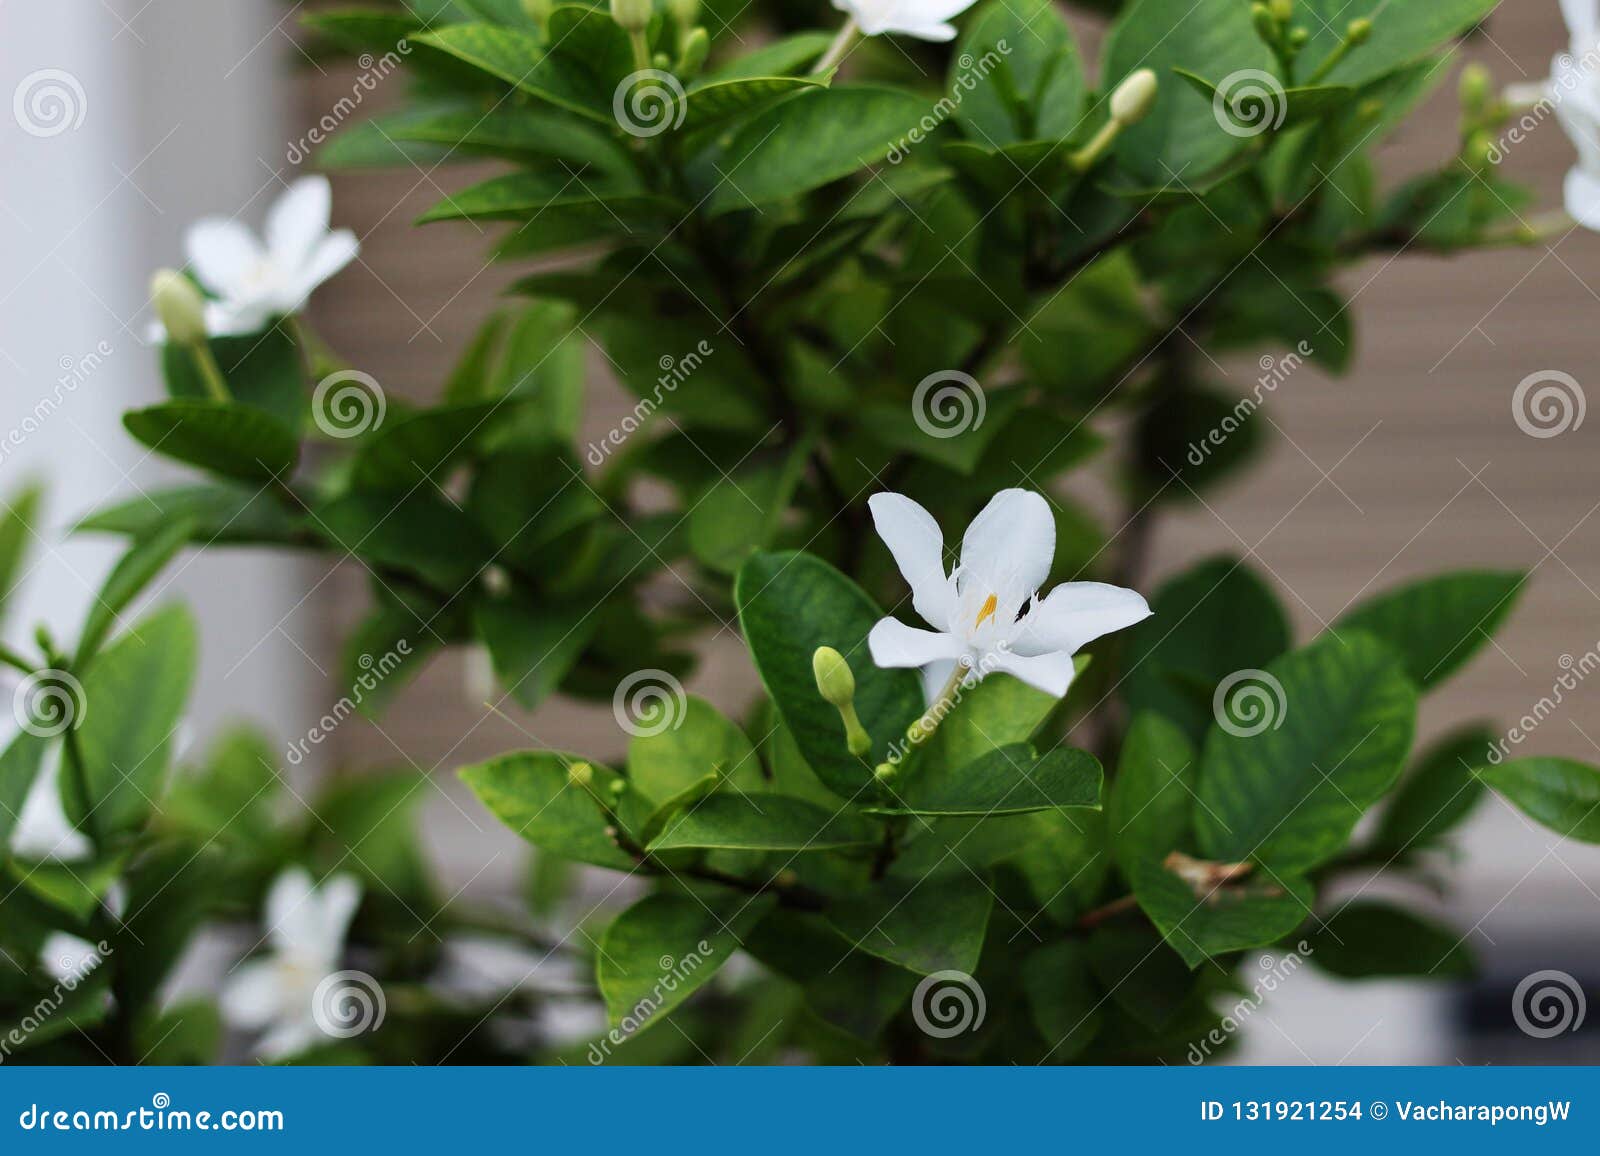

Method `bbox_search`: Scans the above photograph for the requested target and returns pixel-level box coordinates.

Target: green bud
[1356,98,1382,122]
[607,778,627,803]
[1269,0,1292,21]
[1346,17,1372,45]
[1460,64,1491,114]
[521,0,552,30]
[874,763,897,787]
[1466,129,1496,169]
[677,26,709,77]
[1287,27,1309,48]
[1251,3,1279,44]
[568,761,594,789]
[812,646,856,707]
[666,0,699,28]
[610,0,653,33]
[150,269,208,347]
[651,51,671,70]
[1110,68,1159,127]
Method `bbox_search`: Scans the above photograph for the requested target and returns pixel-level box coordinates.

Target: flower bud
[1287,27,1309,48]
[1251,3,1278,44]
[150,269,208,347]
[1346,17,1372,45]
[677,26,709,77]
[666,0,698,27]
[874,763,897,787]
[568,760,594,789]
[610,0,653,33]
[812,646,856,707]
[1460,64,1491,115]
[1269,0,1292,21]
[1110,69,1159,127]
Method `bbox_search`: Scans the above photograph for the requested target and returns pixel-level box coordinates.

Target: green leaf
[645,793,879,853]
[628,696,763,801]
[826,872,993,975]
[123,401,299,485]
[1196,631,1417,871]
[349,402,501,490]
[315,489,492,591]
[1124,556,1292,742]
[865,744,1101,817]
[417,171,666,224]
[472,596,596,712]
[1297,0,1499,88]
[74,484,304,547]
[161,327,305,427]
[0,481,42,628]
[69,604,199,835]
[1476,758,1600,844]
[700,33,833,82]
[163,726,282,848]
[1130,856,1312,968]
[0,730,51,850]
[1086,922,1194,1030]
[684,76,830,130]
[915,672,1057,771]
[413,20,621,123]
[1018,252,1154,402]
[734,552,923,797]
[458,751,646,869]
[1306,901,1474,979]
[11,855,126,919]
[687,445,808,575]
[1109,713,1198,871]
[706,87,931,213]
[1374,726,1494,854]
[74,518,193,667]
[1334,570,1524,691]
[1021,939,1101,1061]
[598,891,777,1033]
[1173,69,1355,132]
[376,101,632,173]
[953,0,1085,146]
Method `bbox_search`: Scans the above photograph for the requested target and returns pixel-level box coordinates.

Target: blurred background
[1,0,1597,1062]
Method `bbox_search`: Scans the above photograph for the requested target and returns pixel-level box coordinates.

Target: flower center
[974,592,998,631]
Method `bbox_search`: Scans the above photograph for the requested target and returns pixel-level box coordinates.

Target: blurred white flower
[1540,0,1600,228]
[830,0,978,42]
[866,489,1151,700]
[430,934,576,1006]
[39,931,106,985]
[150,176,358,341]
[220,866,361,1059]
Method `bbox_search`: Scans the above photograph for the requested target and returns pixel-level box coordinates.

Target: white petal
[266,176,333,273]
[264,866,316,954]
[40,932,104,983]
[920,658,959,705]
[286,230,359,306]
[255,1018,321,1061]
[1012,582,1152,657]
[312,873,363,957]
[868,492,954,627]
[868,617,967,669]
[206,298,272,337]
[959,489,1055,595]
[1567,166,1600,231]
[1562,0,1598,49]
[220,959,284,1029]
[989,649,1078,698]
[185,218,263,298]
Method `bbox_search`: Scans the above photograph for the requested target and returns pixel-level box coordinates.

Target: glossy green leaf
[315,489,492,591]
[349,402,502,490]
[1174,69,1355,132]
[1297,0,1499,88]
[1374,726,1494,854]
[685,75,829,129]
[418,171,667,224]
[161,327,305,427]
[1109,713,1198,871]
[628,695,763,801]
[1131,856,1312,969]
[1306,901,1474,979]
[646,793,878,853]
[1477,758,1600,844]
[473,596,596,711]
[826,872,993,975]
[413,21,618,122]
[1334,570,1524,691]
[1196,631,1416,871]
[865,744,1101,817]
[74,485,305,547]
[953,0,1085,146]
[123,401,299,485]
[458,751,647,869]
[687,447,808,575]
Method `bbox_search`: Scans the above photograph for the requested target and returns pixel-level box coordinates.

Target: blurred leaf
[827,873,993,975]
[74,517,193,667]
[123,401,299,485]
[1306,901,1474,978]
[1130,855,1311,968]
[1373,726,1494,854]
[1335,570,1524,692]
[1477,758,1600,844]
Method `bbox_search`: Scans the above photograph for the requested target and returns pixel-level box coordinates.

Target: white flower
[220,866,361,1059]
[39,932,107,985]
[1538,0,1600,229]
[430,934,575,1006]
[152,176,358,341]
[831,0,979,42]
[866,489,1151,700]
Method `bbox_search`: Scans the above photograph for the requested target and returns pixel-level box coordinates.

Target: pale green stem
[1305,34,1361,85]
[1070,119,1122,172]
[188,341,231,402]
[629,28,651,72]
[812,19,859,75]
[911,663,970,740]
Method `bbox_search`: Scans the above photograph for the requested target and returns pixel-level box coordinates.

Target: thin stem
[188,341,231,402]
[628,28,651,73]
[0,643,35,676]
[812,18,858,75]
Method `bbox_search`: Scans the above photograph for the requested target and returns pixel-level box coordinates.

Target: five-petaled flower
[866,489,1151,700]
[152,175,358,341]
[830,0,979,42]
[221,866,362,1059]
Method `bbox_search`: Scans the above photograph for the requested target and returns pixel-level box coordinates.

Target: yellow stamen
[975,593,998,630]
